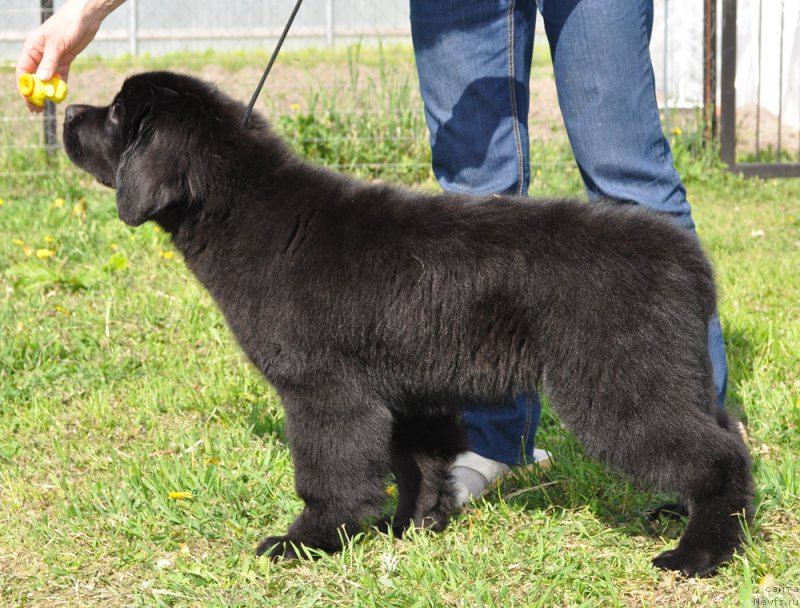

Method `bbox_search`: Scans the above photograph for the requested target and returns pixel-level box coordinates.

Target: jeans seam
[637,0,668,164]
[519,396,532,464]
[506,0,525,195]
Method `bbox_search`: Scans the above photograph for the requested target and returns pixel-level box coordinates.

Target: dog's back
[241,177,717,417]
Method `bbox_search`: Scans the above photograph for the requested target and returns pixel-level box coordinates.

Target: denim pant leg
[539,0,728,407]
[411,0,542,465]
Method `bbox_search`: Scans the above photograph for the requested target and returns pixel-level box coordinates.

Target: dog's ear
[114,112,210,227]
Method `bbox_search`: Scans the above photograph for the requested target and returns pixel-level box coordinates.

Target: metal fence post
[326,0,334,46]
[40,0,58,158]
[720,0,736,166]
[662,0,670,136]
[129,0,139,56]
[703,0,717,141]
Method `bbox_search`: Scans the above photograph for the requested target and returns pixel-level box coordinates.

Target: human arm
[16,0,126,111]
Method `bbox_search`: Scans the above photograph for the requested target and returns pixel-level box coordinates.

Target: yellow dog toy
[18,73,68,107]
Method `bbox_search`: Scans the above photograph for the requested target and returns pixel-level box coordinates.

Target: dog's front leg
[377,412,467,537]
[256,383,394,559]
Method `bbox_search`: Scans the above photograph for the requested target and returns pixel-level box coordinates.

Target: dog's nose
[64,104,87,123]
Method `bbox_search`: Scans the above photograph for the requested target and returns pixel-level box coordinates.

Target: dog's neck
[153,132,293,246]
[150,134,353,298]
[151,205,185,235]
[155,200,231,259]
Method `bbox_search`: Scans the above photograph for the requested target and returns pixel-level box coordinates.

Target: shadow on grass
[494,425,688,542]
[248,401,288,443]
[724,325,759,422]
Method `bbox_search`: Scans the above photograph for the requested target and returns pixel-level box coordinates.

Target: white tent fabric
[734,0,800,128]
[649,0,799,128]
[651,0,704,110]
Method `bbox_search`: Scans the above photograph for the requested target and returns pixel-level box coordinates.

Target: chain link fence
[3,1,795,184]
[1,0,429,183]
[0,0,413,57]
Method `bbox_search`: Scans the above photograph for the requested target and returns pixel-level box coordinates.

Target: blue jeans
[410,0,729,465]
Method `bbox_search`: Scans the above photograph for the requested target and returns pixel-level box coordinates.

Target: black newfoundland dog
[63,71,753,576]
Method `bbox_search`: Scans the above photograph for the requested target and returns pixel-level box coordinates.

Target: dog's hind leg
[648,409,749,525]
[553,383,753,576]
[256,382,393,559]
[378,412,467,537]
[648,419,753,576]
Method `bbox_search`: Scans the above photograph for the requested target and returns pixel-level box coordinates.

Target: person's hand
[16,0,123,112]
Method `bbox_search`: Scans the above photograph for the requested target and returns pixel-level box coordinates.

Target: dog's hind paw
[651,546,722,577]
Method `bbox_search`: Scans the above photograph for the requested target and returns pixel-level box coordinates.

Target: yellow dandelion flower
[12,239,24,246]
[160,250,174,260]
[23,246,33,257]
[52,197,65,209]
[36,249,56,259]
[168,491,193,500]
[670,127,683,136]
[44,236,56,243]
[386,484,397,498]
[0,198,5,206]
[110,243,119,251]
[72,198,87,216]
[290,102,301,112]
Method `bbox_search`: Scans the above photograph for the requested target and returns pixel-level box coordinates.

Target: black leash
[242,0,304,126]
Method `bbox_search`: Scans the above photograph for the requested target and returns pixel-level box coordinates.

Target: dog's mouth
[64,139,115,188]
[96,174,115,188]
[63,116,117,189]
[62,123,81,162]
[65,145,81,161]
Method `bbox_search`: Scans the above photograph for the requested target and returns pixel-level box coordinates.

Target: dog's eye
[108,101,122,125]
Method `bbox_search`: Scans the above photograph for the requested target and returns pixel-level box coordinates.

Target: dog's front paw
[373,515,408,538]
[256,535,305,560]
[651,546,720,577]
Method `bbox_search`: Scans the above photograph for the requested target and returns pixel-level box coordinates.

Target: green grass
[1,48,800,607]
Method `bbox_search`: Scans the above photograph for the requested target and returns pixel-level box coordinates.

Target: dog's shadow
[496,421,687,542]
[723,325,759,421]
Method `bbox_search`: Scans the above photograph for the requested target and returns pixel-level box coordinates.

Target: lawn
[1,47,799,607]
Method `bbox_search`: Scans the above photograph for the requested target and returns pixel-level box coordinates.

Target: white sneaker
[450,449,552,507]
[736,420,750,446]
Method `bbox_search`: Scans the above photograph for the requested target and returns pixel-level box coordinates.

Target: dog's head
[63,71,248,227]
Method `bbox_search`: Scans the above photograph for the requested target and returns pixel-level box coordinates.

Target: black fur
[63,71,753,576]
